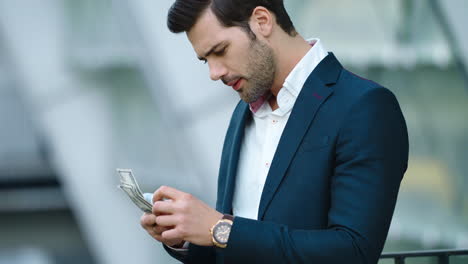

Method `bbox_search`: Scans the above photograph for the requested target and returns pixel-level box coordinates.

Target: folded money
[117,168,153,213]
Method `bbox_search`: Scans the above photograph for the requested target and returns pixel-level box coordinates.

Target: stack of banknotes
[117,168,153,213]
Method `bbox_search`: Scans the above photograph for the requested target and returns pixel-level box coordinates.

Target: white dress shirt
[232,38,328,220]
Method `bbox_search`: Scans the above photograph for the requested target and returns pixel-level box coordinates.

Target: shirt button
[265,162,270,167]
[272,120,278,124]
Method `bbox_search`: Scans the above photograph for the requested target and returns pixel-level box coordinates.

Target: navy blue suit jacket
[166,53,409,264]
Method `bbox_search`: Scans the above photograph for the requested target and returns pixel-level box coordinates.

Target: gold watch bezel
[210,219,233,248]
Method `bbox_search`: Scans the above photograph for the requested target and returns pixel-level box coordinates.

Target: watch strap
[222,214,234,221]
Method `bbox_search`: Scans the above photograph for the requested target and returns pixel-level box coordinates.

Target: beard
[238,39,276,103]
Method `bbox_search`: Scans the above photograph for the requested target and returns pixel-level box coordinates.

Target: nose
[208,60,228,81]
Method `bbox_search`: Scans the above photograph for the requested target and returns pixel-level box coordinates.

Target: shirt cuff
[166,241,190,253]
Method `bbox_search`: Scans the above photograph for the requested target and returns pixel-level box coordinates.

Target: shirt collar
[250,38,328,117]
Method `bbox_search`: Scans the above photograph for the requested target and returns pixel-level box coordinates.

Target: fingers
[141,213,174,234]
[141,213,174,243]
[150,225,181,246]
[152,200,176,215]
[153,225,171,235]
[162,228,183,241]
[153,186,185,203]
[155,215,178,227]
[140,213,156,228]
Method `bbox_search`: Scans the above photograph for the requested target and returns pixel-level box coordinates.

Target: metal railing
[380,249,468,264]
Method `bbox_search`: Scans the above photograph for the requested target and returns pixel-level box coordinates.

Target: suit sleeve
[217,87,409,264]
[163,243,216,264]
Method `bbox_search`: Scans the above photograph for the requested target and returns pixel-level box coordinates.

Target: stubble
[240,39,276,103]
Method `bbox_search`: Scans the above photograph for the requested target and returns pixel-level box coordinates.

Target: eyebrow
[197,41,226,61]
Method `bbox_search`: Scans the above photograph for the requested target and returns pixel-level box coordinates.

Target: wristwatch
[210,214,234,248]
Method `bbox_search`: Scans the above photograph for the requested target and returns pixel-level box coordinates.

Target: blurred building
[0,0,467,263]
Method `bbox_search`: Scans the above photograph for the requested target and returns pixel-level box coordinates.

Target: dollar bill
[117,168,153,213]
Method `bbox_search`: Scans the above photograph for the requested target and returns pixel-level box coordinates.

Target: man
[141,0,409,263]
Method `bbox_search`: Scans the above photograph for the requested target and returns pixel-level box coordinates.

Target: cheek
[225,55,248,76]
[227,44,251,72]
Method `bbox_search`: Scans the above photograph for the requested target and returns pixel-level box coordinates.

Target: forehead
[187,9,246,55]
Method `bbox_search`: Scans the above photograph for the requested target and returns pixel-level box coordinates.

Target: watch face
[213,221,231,244]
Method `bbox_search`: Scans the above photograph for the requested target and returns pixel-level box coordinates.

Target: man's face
[187,9,276,103]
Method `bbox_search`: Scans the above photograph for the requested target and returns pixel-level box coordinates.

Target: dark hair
[167,0,297,37]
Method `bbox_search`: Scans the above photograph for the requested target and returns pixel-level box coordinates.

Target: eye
[214,47,227,56]
[202,59,208,64]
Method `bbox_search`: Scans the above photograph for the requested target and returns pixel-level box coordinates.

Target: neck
[268,35,312,110]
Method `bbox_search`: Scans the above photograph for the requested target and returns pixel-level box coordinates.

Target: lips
[227,78,242,91]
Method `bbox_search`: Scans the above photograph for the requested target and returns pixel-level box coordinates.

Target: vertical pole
[395,257,405,264]
[438,254,449,264]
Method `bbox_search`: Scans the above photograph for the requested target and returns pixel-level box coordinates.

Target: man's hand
[150,186,223,247]
[140,213,184,247]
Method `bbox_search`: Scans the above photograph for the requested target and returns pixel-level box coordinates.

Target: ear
[249,6,274,38]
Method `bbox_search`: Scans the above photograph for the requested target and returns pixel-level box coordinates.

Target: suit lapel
[257,53,342,219]
[221,102,250,214]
